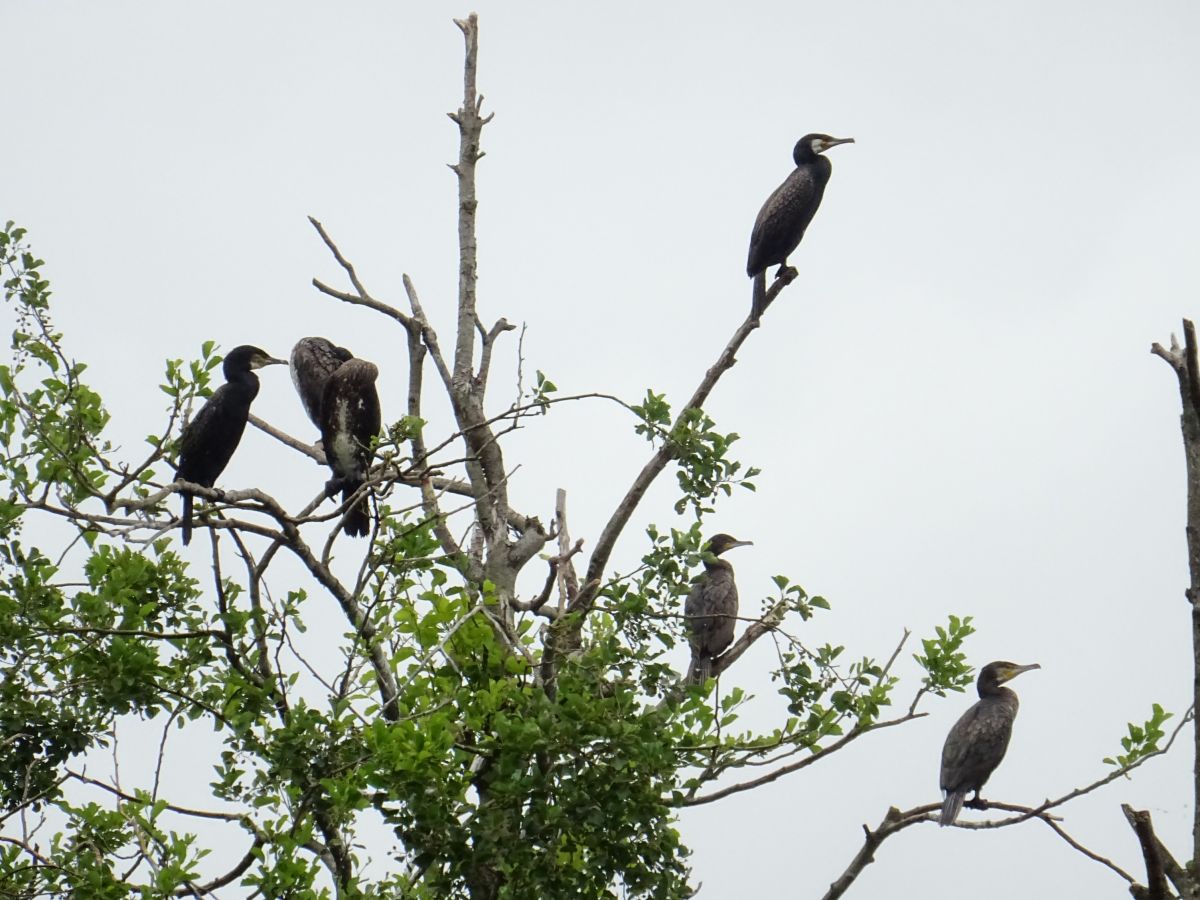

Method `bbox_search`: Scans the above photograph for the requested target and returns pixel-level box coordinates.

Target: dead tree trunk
[1151,321,1200,899]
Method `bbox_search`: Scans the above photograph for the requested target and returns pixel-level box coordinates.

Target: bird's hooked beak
[999,662,1041,683]
[818,136,855,154]
[252,355,288,370]
[701,537,753,561]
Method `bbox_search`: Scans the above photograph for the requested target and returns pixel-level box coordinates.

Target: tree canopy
[0,14,1195,900]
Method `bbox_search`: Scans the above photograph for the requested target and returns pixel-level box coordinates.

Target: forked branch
[821,802,1136,900]
[547,276,798,673]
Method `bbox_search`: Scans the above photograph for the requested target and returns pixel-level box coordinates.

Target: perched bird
[175,345,286,545]
[684,534,753,685]
[747,133,854,317]
[939,660,1041,826]
[319,358,381,537]
[290,337,354,431]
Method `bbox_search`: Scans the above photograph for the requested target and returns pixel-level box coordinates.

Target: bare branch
[308,216,414,327]
[249,414,323,463]
[1040,815,1137,886]
[1122,805,1172,899]
[172,836,265,896]
[1151,321,1200,870]
[450,12,486,386]
[707,599,787,679]
[554,488,580,615]
[1005,705,1194,825]
[1185,320,1200,420]
[477,316,515,387]
[1151,332,1184,371]
[820,806,921,900]
[403,274,453,393]
[439,11,551,623]
[511,539,583,620]
[565,274,798,649]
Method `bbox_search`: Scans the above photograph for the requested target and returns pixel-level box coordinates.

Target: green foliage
[0,225,995,898]
[602,523,703,650]
[913,614,976,696]
[630,389,760,517]
[1103,703,1174,769]
[631,389,671,439]
[1,222,112,504]
[532,369,557,412]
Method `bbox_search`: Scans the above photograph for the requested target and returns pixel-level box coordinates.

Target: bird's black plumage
[684,534,753,684]
[290,337,354,431]
[747,133,854,317]
[939,660,1040,826]
[175,345,285,545]
[319,358,381,538]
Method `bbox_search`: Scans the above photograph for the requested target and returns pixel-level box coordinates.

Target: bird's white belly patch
[331,404,358,471]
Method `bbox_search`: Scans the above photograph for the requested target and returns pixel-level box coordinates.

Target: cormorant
[939,660,1041,826]
[290,337,354,431]
[747,133,854,317]
[684,534,753,684]
[175,345,286,545]
[319,358,381,537]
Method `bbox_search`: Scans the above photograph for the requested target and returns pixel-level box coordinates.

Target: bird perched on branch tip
[747,133,854,318]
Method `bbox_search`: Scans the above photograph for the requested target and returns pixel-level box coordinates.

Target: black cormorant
[939,660,1041,826]
[175,345,286,545]
[747,133,854,317]
[290,337,354,430]
[684,534,753,684]
[319,358,381,537]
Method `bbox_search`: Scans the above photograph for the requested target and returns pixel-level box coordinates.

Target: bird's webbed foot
[211,488,227,502]
[963,793,989,811]
[774,264,798,283]
[324,477,345,498]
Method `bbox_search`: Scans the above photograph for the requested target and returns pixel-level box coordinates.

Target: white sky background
[6,2,1200,897]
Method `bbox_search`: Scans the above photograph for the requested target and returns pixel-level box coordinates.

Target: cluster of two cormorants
[682,133,856,680]
[174,337,380,544]
[684,535,1038,828]
[679,135,857,673]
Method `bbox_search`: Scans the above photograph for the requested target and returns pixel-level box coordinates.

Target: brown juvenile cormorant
[290,337,354,431]
[684,534,753,684]
[319,358,381,537]
[747,133,854,317]
[939,660,1041,826]
[175,345,286,545]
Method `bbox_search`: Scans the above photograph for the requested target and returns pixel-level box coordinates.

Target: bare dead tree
[1149,320,1200,900]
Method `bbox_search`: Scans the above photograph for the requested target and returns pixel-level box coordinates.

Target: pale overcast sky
[6,2,1200,897]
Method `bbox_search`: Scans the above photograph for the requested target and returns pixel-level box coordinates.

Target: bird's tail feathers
[689,655,712,687]
[751,271,767,319]
[341,482,371,538]
[181,493,193,546]
[939,790,965,827]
